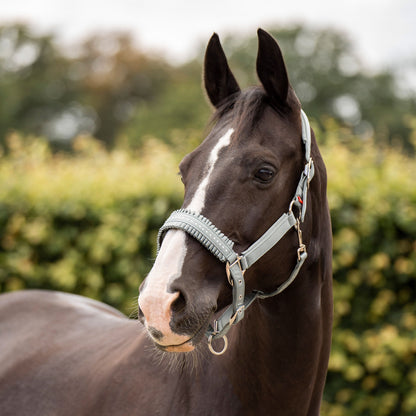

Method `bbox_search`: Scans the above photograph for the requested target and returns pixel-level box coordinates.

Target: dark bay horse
[0,29,332,415]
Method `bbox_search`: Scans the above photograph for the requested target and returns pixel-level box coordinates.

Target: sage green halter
[158,110,314,355]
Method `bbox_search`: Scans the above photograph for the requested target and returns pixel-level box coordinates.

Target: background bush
[321,123,416,415]
[0,134,183,314]
[0,125,415,414]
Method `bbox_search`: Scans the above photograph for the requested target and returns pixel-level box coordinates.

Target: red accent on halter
[297,196,303,205]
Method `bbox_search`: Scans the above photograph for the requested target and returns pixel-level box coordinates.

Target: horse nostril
[171,291,187,314]
[148,326,164,341]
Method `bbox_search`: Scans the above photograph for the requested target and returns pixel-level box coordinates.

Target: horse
[0,29,333,416]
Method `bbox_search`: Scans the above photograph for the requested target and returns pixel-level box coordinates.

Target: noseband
[157,110,314,355]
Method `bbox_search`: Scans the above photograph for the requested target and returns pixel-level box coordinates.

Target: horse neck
[220,157,332,414]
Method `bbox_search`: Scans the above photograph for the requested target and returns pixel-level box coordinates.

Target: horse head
[138,29,326,354]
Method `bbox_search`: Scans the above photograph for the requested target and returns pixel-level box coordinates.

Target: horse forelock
[211,86,300,143]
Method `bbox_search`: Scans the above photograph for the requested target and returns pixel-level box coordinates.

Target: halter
[157,110,314,355]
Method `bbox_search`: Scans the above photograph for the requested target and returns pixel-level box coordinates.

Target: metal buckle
[229,305,245,326]
[295,218,307,261]
[288,198,296,215]
[225,256,245,287]
[297,244,306,261]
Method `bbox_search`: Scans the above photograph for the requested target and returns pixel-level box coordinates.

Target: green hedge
[0,135,183,314]
[321,124,416,415]
[0,129,415,415]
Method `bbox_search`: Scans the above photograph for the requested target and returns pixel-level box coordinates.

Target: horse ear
[256,29,289,109]
[204,33,241,108]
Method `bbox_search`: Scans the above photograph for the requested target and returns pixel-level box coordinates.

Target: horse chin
[153,324,207,354]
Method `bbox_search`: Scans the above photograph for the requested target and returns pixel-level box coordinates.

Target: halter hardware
[295,218,306,261]
[157,110,314,355]
[207,333,228,355]
[226,256,245,287]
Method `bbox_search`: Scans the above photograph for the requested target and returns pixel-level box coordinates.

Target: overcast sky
[0,0,415,71]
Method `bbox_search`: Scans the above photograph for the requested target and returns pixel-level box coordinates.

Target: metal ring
[207,335,228,356]
[288,199,296,214]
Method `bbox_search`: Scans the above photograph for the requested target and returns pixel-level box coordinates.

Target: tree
[0,25,172,148]
[121,60,210,149]
[74,33,171,147]
[1,23,414,152]
[0,24,81,146]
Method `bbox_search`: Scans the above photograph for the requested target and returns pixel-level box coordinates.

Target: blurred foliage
[0,23,415,152]
[122,60,210,148]
[319,121,416,415]
[0,133,183,313]
[0,24,171,148]
[0,122,415,414]
[0,24,81,144]
[74,33,171,146]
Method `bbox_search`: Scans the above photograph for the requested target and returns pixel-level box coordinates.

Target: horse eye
[254,167,275,183]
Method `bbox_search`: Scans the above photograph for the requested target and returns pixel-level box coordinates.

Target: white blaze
[186,128,234,213]
[139,128,234,343]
